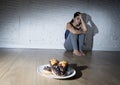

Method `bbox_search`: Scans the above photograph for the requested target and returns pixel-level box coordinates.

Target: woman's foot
[73,50,82,56]
[79,50,85,56]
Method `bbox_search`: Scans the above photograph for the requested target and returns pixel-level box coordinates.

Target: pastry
[50,59,68,76]
[59,60,68,68]
[42,58,69,76]
[43,66,52,74]
[58,60,68,75]
[49,58,59,66]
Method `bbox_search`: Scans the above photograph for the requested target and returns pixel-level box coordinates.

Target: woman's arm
[80,14,87,33]
[66,23,82,34]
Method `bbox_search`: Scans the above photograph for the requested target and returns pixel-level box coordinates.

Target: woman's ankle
[79,50,85,56]
[73,50,82,56]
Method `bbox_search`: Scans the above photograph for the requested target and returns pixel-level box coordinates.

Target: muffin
[52,60,68,76]
[59,60,68,68]
[49,58,69,76]
[58,60,68,75]
[49,58,61,76]
[49,58,59,66]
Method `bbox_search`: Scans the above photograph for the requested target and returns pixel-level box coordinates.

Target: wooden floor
[0,48,120,85]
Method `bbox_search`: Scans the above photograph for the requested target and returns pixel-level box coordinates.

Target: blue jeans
[64,32,85,51]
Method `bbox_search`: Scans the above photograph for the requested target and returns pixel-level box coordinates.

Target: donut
[43,66,52,74]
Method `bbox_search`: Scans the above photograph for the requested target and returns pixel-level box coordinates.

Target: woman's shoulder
[66,22,73,27]
[66,22,72,30]
[66,22,71,25]
[66,22,81,29]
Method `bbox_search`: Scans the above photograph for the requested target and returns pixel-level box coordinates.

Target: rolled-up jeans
[64,32,85,51]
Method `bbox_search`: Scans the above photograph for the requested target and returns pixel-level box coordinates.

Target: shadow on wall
[82,13,99,51]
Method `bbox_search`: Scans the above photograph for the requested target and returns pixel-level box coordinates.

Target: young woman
[64,12,87,56]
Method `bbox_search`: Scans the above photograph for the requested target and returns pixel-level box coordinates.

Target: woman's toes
[79,50,86,56]
[73,51,82,56]
[82,53,85,56]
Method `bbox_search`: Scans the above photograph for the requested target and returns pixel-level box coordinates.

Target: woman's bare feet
[79,50,85,56]
[73,50,82,56]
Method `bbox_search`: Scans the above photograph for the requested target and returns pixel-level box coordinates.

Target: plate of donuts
[37,64,76,79]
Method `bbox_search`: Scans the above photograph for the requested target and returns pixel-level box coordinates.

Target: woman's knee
[70,33,78,39]
[79,34,85,39]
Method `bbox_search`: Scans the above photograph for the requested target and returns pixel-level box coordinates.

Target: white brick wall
[0,0,120,51]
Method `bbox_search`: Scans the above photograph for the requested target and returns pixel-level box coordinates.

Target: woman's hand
[80,14,83,20]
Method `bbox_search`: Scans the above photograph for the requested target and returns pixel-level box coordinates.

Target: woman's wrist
[80,31,87,34]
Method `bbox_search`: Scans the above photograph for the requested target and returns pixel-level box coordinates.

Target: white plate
[37,64,76,79]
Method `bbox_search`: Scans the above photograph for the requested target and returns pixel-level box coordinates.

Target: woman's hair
[70,12,81,24]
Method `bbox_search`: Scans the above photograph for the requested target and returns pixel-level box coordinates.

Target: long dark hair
[70,12,81,25]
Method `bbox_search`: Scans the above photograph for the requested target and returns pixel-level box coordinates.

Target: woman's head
[70,12,82,25]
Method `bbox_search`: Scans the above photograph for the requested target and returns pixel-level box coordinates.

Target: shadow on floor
[62,64,88,80]
[82,13,99,51]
